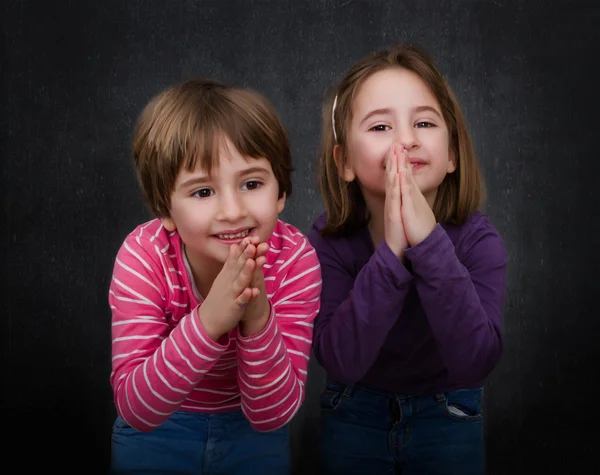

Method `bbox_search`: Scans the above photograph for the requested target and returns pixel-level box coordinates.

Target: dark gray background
[3,0,599,473]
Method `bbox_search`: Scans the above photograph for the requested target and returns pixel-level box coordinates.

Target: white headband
[331,93,339,143]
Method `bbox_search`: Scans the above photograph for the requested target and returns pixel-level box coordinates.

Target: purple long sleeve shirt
[308,210,508,395]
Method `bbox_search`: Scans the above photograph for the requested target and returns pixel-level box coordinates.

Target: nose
[395,123,418,150]
[216,190,248,222]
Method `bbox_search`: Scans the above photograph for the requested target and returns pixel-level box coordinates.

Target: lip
[409,158,427,171]
[213,227,252,235]
[211,227,255,244]
[384,158,427,171]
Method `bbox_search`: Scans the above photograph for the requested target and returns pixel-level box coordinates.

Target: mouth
[409,159,427,171]
[384,158,427,171]
[212,228,254,242]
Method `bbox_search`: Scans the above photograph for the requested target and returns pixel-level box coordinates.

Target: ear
[446,147,457,174]
[333,144,355,182]
[161,216,177,232]
[277,192,286,214]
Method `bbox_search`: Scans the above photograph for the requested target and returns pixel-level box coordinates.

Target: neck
[425,188,437,209]
[184,245,223,299]
[363,191,386,249]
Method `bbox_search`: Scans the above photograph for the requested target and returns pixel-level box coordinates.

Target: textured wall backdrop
[2,1,599,473]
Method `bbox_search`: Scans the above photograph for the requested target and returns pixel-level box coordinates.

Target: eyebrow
[359,108,393,125]
[238,166,270,177]
[178,166,270,190]
[178,175,210,190]
[359,105,443,125]
[414,105,443,118]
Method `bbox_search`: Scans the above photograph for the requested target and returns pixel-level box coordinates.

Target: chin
[202,246,231,265]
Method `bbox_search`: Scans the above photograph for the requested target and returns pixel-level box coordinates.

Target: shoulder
[117,219,180,269]
[306,211,367,275]
[122,219,173,248]
[463,211,505,246]
[265,219,321,281]
[311,211,329,233]
[266,219,314,268]
[268,219,311,252]
[307,211,356,249]
[446,211,507,268]
[111,220,182,300]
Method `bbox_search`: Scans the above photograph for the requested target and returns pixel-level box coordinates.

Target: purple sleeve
[308,227,413,383]
[405,220,507,381]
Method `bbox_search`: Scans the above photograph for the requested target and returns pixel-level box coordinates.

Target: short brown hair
[318,43,485,235]
[132,78,293,218]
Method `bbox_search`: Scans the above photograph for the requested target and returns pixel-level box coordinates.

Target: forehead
[179,136,272,178]
[352,67,439,115]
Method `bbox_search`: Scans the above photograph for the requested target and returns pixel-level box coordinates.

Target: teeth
[216,229,250,239]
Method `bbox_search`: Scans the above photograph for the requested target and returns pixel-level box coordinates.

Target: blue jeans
[110,409,290,474]
[319,380,484,475]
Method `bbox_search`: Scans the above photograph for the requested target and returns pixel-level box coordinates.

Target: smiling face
[162,135,285,281]
[337,67,456,207]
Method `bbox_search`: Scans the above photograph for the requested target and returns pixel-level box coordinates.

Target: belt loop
[342,384,354,398]
[435,392,446,403]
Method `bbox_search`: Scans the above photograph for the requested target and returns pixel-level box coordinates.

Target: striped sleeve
[235,236,322,431]
[109,234,228,431]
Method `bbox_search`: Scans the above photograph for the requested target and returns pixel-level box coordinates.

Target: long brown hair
[318,44,485,235]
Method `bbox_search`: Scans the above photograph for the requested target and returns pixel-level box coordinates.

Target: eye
[415,121,435,128]
[241,180,262,191]
[192,188,214,198]
[370,124,391,132]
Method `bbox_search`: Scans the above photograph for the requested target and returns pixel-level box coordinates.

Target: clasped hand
[200,236,270,340]
[384,144,437,258]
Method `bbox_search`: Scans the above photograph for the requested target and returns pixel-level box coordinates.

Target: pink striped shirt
[109,218,322,432]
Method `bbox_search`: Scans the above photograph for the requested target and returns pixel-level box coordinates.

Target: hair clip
[331,93,339,143]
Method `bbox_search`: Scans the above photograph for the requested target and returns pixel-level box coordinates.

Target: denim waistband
[326,377,481,403]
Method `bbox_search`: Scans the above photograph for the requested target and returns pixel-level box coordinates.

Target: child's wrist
[239,307,270,337]
[198,309,225,342]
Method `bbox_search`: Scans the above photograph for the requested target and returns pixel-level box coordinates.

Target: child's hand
[199,239,259,341]
[399,149,436,247]
[384,144,409,258]
[239,236,271,336]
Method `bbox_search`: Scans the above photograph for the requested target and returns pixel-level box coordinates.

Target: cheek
[348,135,388,169]
[179,203,213,233]
[254,189,282,215]
[437,130,452,154]
[426,132,451,163]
